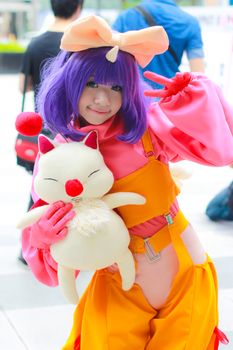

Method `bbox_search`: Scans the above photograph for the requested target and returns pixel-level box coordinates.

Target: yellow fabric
[62,130,218,350]
[109,130,180,228]
[129,210,188,254]
[62,212,218,350]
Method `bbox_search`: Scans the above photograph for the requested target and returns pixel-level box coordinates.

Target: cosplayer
[21,15,233,349]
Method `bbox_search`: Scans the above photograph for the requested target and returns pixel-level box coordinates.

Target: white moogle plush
[17,131,145,304]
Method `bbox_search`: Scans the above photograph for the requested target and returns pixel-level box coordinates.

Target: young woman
[22,15,233,350]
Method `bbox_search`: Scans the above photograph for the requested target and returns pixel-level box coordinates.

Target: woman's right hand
[30,201,75,249]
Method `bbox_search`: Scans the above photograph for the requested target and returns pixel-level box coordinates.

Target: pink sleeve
[31,155,39,202]
[22,227,80,287]
[22,227,59,286]
[148,73,233,166]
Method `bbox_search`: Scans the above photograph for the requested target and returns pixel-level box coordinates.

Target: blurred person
[206,165,233,222]
[112,0,205,88]
[17,0,84,264]
[19,0,84,108]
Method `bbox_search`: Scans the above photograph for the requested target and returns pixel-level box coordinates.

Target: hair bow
[60,15,169,68]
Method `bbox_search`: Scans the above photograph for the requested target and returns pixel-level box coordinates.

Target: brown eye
[111,85,122,92]
[86,81,98,88]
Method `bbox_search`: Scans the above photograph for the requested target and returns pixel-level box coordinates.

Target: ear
[83,131,99,150]
[38,135,56,154]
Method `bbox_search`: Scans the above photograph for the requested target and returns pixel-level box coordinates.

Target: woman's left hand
[143,71,192,98]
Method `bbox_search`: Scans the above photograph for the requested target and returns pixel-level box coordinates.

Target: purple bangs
[37,47,149,143]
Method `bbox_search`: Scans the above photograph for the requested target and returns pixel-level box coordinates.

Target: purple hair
[37,47,149,143]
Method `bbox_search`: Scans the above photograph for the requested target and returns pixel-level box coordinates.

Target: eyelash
[86,81,98,88]
[112,85,122,92]
[86,81,122,92]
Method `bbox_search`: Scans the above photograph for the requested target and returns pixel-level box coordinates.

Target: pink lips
[88,107,110,114]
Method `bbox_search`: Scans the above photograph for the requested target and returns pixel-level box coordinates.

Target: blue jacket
[112,0,204,88]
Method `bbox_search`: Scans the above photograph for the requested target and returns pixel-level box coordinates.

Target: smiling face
[78,80,122,125]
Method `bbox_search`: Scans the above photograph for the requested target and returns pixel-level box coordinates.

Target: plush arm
[103,192,145,210]
[17,205,49,229]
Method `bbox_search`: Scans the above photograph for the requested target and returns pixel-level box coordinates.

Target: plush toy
[170,164,192,189]
[17,131,146,304]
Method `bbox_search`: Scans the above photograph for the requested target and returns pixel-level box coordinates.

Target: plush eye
[111,85,122,92]
[88,169,100,178]
[86,81,98,88]
[43,177,58,182]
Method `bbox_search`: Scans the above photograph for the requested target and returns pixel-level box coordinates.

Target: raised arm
[145,72,233,166]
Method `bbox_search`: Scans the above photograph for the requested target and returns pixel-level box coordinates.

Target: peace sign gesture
[143,71,192,98]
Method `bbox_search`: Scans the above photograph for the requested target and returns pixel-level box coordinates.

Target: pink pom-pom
[15,112,43,136]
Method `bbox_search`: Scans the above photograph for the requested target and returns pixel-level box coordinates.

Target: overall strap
[167,213,194,272]
[141,129,156,160]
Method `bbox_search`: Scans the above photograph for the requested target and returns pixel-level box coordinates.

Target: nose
[94,88,110,106]
[65,179,83,197]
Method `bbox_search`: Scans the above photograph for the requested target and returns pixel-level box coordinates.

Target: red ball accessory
[15,112,43,136]
[65,179,84,197]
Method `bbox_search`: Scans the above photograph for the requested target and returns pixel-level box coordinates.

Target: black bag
[15,133,39,173]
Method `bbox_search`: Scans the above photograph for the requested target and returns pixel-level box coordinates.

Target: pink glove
[143,71,192,98]
[30,201,75,250]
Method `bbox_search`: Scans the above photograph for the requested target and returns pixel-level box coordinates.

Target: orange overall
[62,131,224,350]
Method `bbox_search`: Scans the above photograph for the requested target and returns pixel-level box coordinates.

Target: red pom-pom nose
[65,179,83,197]
[15,112,43,136]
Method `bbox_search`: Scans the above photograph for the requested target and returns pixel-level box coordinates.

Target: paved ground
[0,74,232,349]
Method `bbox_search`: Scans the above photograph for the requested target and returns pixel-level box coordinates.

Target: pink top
[23,73,233,286]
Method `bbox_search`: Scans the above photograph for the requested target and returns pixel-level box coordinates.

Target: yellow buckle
[144,238,161,263]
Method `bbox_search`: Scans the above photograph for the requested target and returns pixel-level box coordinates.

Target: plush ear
[83,131,99,150]
[38,135,56,154]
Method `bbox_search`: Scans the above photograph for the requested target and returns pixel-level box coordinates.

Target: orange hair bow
[60,15,169,68]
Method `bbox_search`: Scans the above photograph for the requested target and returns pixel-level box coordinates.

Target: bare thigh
[134,224,207,309]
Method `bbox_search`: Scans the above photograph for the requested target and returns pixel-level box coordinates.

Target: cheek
[112,94,122,112]
[78,89,89,111]
[77,97,83,112]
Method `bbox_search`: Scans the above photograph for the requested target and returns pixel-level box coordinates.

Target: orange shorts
[62,212,220,350]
